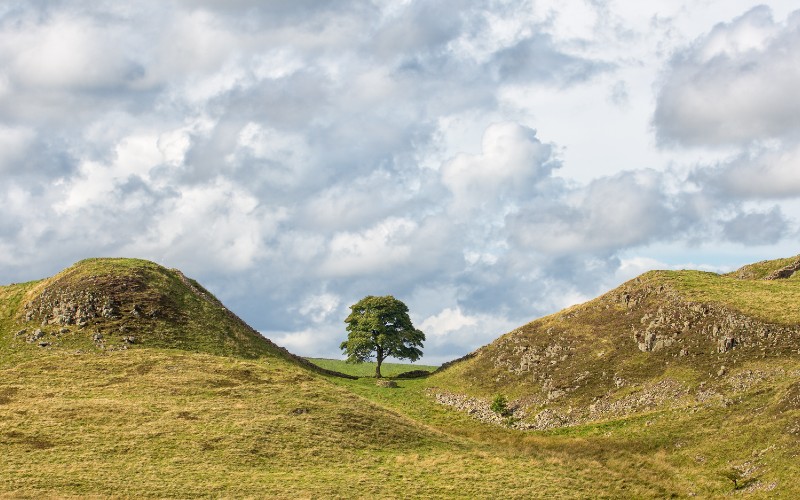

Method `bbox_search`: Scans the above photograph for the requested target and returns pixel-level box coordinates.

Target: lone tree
[340,295,425,378]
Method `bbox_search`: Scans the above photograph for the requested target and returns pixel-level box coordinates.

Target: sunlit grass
[3,257,800,497]
[304,357,438,377]
[0,347,710,498]
[655,270,800,325]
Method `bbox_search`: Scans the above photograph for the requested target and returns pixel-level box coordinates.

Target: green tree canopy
[340,295,425,378]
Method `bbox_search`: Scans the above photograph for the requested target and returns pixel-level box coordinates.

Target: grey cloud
[654,6,800,147]
[722,207,787,246]
[173,0,365,27]
[371,1,469,59]
[609,80,629,107]
[507,170,676,255]
[0,132,77,181]
[490,34,613,85]
[3,0,797,365]
[690,144,800,199]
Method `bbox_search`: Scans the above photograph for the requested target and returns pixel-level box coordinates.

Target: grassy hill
[424,255,800,495]
[0,258,279,358]
[2,256,800,497]
[430,255,800,405]
[0,258,349,378]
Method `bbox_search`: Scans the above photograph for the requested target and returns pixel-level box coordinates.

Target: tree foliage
[490,395,511,417]
[340,295,425,378]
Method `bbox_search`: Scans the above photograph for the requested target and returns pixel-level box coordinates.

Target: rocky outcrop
[428,389,531,429]
[764,259,800,280]
[492,332,573,376]
[430,378,696,430]
[430,371,798,431]
[623,284,799,355]
[20,274,166,329]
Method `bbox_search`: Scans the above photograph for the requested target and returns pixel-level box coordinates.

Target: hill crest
[1,258,352,378]
[430,255,800,430]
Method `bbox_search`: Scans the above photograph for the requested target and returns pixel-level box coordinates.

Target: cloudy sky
[1,1,799,364]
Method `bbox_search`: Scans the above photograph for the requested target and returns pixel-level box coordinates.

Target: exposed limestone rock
[429,389,531,429]
[375,379,398,388]
[431,379,695,431]
[18,272,176,337]
[26,329,45,343]
[491,331,573,375]
[625,283,797,355]
[718,337,737,353]
[764,259,800,280]
[101,300,119,318]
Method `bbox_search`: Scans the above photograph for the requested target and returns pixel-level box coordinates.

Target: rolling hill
[424,255,800,495]
[430,255,800,426]
[2,255,800,497]
[0,258,349,377]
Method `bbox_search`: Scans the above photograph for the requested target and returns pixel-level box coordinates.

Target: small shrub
[490,394,512,417]
[720,467,747,490]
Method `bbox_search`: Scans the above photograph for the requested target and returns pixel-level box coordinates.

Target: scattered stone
[718,366,727,377]
[290,408,310,415]
[59,328,70,334]
[130,304,143,318]
[37,341,50,347]
[121,336,136,344]
[93,333,104,342]
[718,336,737,353]
[15,329,26,337]
[375,379,398,388]
[101,300,119,319]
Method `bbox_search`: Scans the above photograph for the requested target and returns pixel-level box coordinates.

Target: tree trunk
[375,346,384,378]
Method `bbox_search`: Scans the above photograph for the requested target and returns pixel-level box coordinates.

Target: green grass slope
[422,255,800,496]
[0,349,455,497]
[3,256,800,497]
[0,260,680,497]
[305,357,438,378]
[725,254,800,280]
[3,347,759,498]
